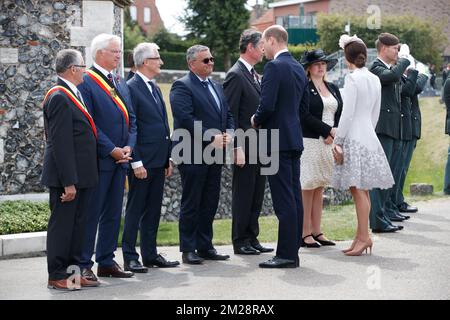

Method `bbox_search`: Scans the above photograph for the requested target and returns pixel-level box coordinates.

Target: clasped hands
[324,127,337,145]
[211,132,233,149]
[111,146,133,164]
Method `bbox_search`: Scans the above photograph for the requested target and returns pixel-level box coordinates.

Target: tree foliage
[316,13,448,68]
[182,0,250,71]
[123,7,146,53]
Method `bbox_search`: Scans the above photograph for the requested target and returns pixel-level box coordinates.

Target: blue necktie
[202,80,221,110]
[148,81,164,115]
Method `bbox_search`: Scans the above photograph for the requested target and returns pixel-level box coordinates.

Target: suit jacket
[400,69,418,141]
[170,71,235,164]
[370,57,410,139]
[411,73,428,139]
[253,52,308,153]
[223,60,261,157]
[78,67,137,171]
[301,80,342,139]
[444,78,450,135]
[41,79,98,189]
[127,74,171,169]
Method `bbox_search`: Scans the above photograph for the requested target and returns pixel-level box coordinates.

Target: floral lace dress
[301,94,337,189]
[331,67,394,190]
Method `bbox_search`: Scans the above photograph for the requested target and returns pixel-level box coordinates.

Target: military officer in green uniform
[369,33,410,233]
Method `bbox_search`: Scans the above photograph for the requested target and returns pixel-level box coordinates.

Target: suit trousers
[80,166,126,268]
[47,187,93,280]
[369,135,400,229]
[394,138,417,206]
[444,145,450,194]
[178,163,222,253]
[122,167,166,262]
[231,163,266,247]
[385,139,406,218]
[267,151,303,261]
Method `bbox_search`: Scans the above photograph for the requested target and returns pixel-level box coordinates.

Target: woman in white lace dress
[332,35,394,256]
[299,49,342,248]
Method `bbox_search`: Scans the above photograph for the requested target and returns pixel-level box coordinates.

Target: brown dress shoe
[80,277,100,287]
[97,262,134,278]
[48,279,81,291]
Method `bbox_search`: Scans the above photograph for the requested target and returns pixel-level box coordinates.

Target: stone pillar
[0,0,123,194]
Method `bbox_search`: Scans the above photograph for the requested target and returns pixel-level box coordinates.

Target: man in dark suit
[42,49,100,290]
[369,33,410,233]
[122,42,179,273]
[170,45,235,265]
[251,25,307,268]
[78,34,137,279]
[223,29,273,255]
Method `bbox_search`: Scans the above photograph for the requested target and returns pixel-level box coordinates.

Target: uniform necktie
[148,81,164,114]
[251,68,260,86]
[107,73,117,89]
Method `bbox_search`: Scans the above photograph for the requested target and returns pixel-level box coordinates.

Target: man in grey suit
[223,29,273,255]
[369,33,410,233]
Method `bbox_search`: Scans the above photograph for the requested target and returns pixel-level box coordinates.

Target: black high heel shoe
[312,233,336,246]
[300,234,321,248]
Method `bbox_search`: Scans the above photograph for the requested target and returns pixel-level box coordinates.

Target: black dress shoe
[398,202,418,213]
[124,260,148,273]
[251,243,274,253]
[144,254,180,268]
[234,245,260,255]
[388,213,406,222]
[372,225,399,233]
[97,262,134,278]
[182,252,204,265]
[259,256,299,268]
[81,268,98,282]
[197,249,230,260]
[398,213,410,220]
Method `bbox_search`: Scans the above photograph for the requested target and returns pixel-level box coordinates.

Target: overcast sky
[156,0,260,35]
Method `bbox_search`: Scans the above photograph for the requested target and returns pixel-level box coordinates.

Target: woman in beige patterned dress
[299,50,342,248]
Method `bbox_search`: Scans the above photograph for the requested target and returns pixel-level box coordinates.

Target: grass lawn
[118,202,358,247]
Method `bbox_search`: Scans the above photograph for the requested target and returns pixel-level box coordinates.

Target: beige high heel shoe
[344,239,373,256]
[342,238,358,253]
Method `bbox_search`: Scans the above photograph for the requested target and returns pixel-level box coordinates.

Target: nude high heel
[344,239,373,256]
[342,238,358,253]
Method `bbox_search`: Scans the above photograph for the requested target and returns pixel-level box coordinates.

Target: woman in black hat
[299,49,342,248]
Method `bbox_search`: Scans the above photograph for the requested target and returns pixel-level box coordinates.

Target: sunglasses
[202,57,214,64]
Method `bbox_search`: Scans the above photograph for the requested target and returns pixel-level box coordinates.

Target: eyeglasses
[146,57,162,60]
[201,57,214,64]
[105,49,122,55]
[71,65,86,68]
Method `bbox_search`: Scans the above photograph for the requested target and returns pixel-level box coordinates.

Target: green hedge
[125,43,318,73]
[0,201,50,235]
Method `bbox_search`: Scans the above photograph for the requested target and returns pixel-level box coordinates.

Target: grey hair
[239,29,262,53]
[55,49,83,74]
[133,42,160,66]
[186,45,210,63]
[90,33,121,60]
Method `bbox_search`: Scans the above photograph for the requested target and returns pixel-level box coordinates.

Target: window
[129,6,137,21]
[144,7,151,24]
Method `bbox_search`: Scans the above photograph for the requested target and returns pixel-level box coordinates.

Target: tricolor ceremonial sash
[86,69,130,127]
[43,86,98,139]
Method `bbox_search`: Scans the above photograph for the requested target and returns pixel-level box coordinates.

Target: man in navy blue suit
[122,42,180,273]
[170,45,235,265]
[251,25,308,268]
[78,33,137,279]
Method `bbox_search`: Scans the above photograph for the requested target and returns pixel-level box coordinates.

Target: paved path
[1,198,449,300]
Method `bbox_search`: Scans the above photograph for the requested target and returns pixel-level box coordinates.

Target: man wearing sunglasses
[170,45,235,265]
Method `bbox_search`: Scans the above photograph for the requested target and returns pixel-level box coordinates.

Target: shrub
[0,201,50,235]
